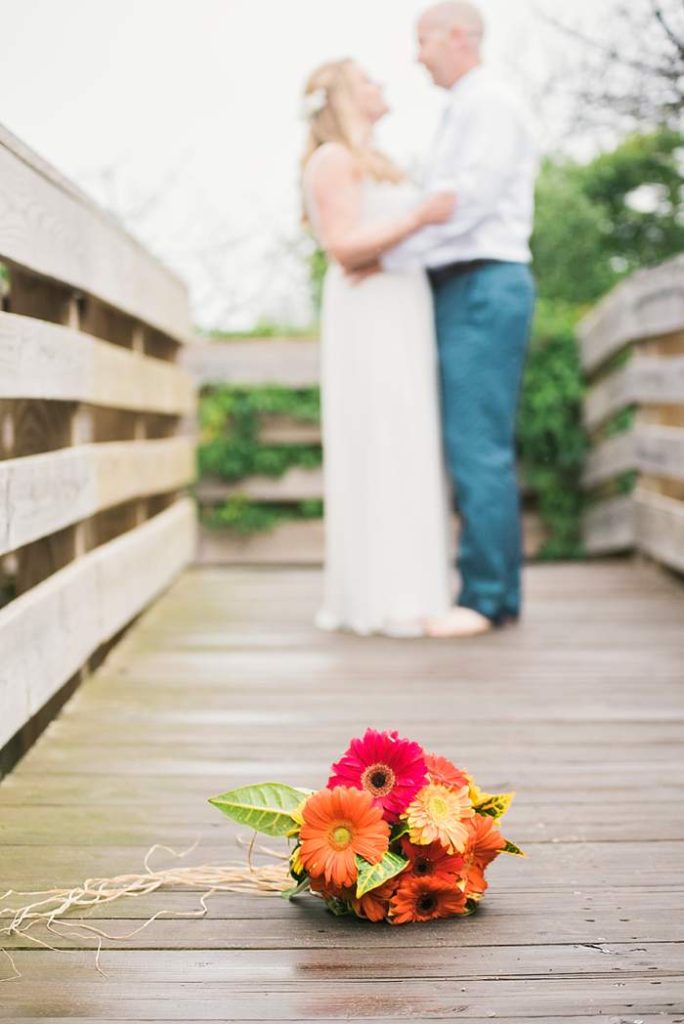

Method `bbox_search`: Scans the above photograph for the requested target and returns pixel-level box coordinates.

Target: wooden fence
[184,338,547,564]
[0,124,197,759]
[579,254,684,571]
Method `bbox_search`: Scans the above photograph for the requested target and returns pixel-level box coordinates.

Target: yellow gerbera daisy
[404,783,474,854]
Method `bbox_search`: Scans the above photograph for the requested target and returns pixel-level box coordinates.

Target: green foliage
[199,385,321,483]
[355,850,408,898]
[518,301,587,560]
[309,248,328,314]
[202,496,323,535]
[208,782,306,837]
[532,129,684,304]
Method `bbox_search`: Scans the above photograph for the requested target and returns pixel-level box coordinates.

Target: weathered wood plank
[0,498,195,747]
[582,431,636,488]
[583,425,684,488]
[584,355,684,429]
[184,339,320,387]
[0,312,195,413]
[0,438,194,557]
[579,253,684,372]
[0,123,191,343]
[198,466,323,503]
[636,489,684,573]
[0,977,682,1019]
[583,496,636,553]
[636,425,684,482]
[0,562,682,1020]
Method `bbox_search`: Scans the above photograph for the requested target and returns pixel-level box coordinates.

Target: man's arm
[383,92,532,270]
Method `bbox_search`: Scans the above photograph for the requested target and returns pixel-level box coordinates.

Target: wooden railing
[0,124,197,758]
[579,254,684,572]
[184,337,548,564]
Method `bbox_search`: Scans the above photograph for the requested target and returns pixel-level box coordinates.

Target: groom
[384,0,537,638]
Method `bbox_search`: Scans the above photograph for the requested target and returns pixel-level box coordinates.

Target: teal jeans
[431,260,535,623]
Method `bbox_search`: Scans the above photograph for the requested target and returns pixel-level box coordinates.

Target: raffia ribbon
[0,837,292,982]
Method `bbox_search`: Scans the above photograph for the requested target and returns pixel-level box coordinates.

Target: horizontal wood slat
[0,438,195,557]
[0,497,195,749]
[198,466,323,504]
[184,339,320,387]
[0,311,195,414]
[583,496,636,554]
[584,355,684,429]
[635,489,684,574]
[578,254,684,372]
[0,124,192,344]
[635,424,684,481]
[582,424,684,488]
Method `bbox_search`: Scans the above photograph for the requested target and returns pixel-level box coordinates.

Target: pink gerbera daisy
[327,728,428,820]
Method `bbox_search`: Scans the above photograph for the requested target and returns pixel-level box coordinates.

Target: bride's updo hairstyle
[301,59,404,186]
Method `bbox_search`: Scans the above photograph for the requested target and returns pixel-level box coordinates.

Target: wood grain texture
[584,355,684,430]
[183,339,320,387]
[635,489,684,573]
[0,560,682,1020]
[0,124,191,344]
[0,438,194,557]
[578,254,684,372]
[582,496,636,553]
[0,312,196,414]
[0,498,196,748]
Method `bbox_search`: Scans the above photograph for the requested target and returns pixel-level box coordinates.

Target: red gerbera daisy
[425,752,470,791]
[400,836,465,879]
[389,875,467,925]
[327,728,428,821]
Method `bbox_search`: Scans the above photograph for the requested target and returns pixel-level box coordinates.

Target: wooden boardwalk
[1,561,683,1022]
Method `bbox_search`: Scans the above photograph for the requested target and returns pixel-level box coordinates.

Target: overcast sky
[0,0,613,329]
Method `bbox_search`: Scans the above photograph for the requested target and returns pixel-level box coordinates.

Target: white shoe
[424,607,493,639]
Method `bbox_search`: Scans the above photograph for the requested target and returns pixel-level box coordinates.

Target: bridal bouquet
[209,728,524,924]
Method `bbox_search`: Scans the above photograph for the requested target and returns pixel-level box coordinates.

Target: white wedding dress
[309,178,452,637]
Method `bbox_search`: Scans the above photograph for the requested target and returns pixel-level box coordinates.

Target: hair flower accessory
[303,87,327,119]
[210,728,525,925]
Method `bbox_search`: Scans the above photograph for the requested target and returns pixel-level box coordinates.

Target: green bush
[199,385,321,483]
[198,385,323,534]
[518,300,587,559]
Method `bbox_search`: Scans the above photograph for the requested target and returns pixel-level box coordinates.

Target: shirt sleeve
[382,90,533,271]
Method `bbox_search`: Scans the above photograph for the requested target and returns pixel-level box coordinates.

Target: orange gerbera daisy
[299,786,389,889]
[389,874,467,925]
[309,874,354,904]
[462,813,506,900]
[404,782,474,853]
[352,878,400,922]
[425,753,470,791]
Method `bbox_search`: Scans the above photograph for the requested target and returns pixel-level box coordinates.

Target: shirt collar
[450,63,486,96]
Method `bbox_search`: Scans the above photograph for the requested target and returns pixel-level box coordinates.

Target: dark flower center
[361,762,396,797]
[414,857,431,876]
[417,894,437,913]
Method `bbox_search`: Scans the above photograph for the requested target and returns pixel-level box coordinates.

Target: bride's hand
[416,191,457,226]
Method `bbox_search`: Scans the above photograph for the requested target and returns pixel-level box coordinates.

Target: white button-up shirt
[384,65,538,270]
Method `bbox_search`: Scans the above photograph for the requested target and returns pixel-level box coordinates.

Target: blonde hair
[301,60,404,189]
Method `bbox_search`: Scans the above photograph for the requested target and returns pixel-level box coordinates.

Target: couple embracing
[302,1,537,639]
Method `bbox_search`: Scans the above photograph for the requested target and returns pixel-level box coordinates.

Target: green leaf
[473,792,514,820]
[502,839,526,857]
[390,822,409,843]
[355,850,408,898]
[280,877,310,901]
[208,782,304,836]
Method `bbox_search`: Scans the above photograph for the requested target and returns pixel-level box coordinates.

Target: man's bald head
[421,2,484,41]
[417,2,484,88]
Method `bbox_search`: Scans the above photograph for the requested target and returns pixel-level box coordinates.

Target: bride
[302,58,455,638]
